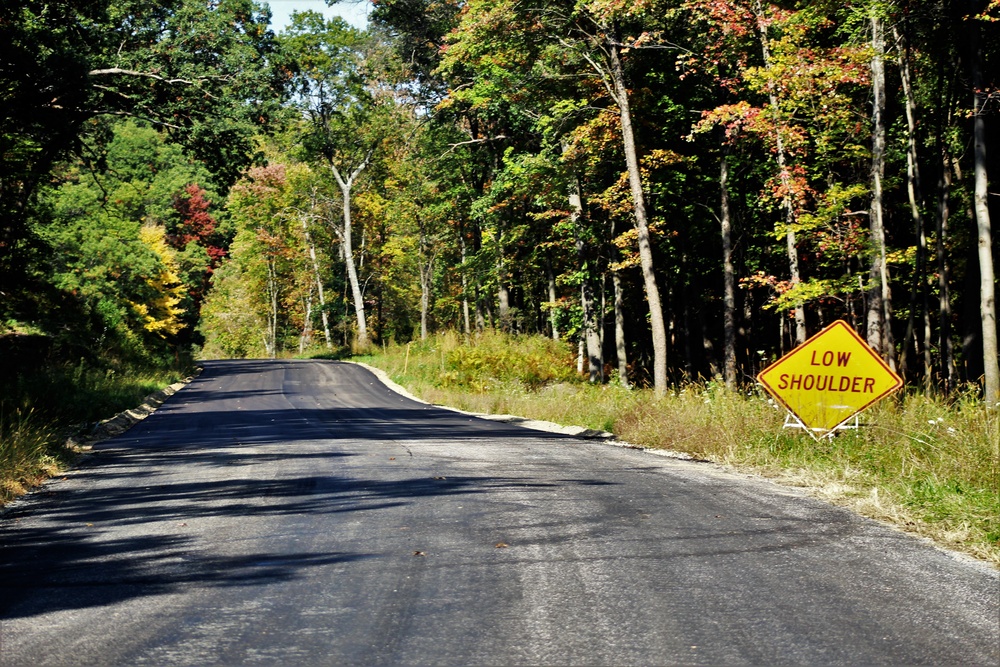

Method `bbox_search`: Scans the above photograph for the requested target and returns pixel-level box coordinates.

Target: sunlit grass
[359,332,1000,566]
[0,406,64,502]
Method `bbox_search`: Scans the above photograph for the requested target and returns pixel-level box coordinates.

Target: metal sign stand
[782,412,860,441]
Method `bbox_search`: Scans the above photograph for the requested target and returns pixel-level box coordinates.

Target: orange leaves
[767,165,813,211]
[692,101,762,142]
[741,270,791,295]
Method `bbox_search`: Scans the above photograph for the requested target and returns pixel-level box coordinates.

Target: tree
[967,1,999,404]
[688,1,872,343]
[439,0,672,391]
[30,119,234,362]
[865,6,895,367]
[224,164,303,357]
[2,0,285,339]
[281,12,402,348]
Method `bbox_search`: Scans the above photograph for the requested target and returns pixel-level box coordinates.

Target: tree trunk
[894,22,932,389]
[330,153,373,349]
[937,149,956,387]
[546,257,559,341]
[265,257,278,359]
[569,173,602,383]
[753,0,806,345]
[580,275,602,382]
[613,270,629,388]
[459,225,471,335]
[720,153,737,389]
[419,232,433,341]
[599,273,607,354]
[302,214,332,350]
[498,279,511,331]
[475,282,486,332]
[608,37,668,394]
[866,13,895,368]
[339,184,368,347]
[300,287,313,354]
[970,20,999,404]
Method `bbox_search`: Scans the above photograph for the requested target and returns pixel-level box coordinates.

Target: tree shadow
[0,359,610,620]
[0,469,590,620]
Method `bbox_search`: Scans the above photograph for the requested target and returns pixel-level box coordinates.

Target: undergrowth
[358,332,1000,566]
[0,360,189,504]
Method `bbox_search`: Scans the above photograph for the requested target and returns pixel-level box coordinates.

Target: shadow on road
[114,406,572,450]
[0,359,868,626]
[0,465,596,620]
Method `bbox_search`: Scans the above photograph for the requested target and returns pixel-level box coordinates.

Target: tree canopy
[2,0,997,402]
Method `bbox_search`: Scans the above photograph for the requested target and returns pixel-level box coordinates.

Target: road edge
[349,360,998,572]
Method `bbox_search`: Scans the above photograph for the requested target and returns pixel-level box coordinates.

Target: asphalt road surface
[1,359,997,666]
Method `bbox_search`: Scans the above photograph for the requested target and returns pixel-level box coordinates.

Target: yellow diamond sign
[757,320,903,432]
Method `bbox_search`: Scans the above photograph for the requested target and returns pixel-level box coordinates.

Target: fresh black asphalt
[1,359,997,665]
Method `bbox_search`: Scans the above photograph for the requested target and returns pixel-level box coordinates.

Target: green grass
[0,361,190,503]
[357,332,1000,566]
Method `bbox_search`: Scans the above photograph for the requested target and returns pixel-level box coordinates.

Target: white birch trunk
[613,270,629,388]
[302,215,332,350]
[459,228,471,335]
[547,259,560,341]
[330,153,374,348]
[867,13,895,368]
[971,28,999,404]
[720,154,737,389]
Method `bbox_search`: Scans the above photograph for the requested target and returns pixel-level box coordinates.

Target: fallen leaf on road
[495,542,509,549]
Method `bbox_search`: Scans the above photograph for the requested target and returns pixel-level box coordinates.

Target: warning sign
[757,320,903,432]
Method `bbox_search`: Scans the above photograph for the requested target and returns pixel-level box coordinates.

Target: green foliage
[29,120,226,364]
[199,252,269,358]
[1,0,285,306]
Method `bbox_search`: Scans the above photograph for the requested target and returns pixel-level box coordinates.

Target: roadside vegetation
[355,332,1000,567]
[0,352,189,504]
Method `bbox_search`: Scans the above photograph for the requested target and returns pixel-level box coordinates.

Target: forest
[2,0,998,403]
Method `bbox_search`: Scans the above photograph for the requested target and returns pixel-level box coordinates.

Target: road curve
[1,359,997,666]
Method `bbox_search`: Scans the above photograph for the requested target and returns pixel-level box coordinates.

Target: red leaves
[171,184,219,252]
[740,270,791,294]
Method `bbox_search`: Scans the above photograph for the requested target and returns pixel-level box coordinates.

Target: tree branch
[88,68,227,99]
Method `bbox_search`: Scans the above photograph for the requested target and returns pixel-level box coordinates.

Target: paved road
[1,360,997,666]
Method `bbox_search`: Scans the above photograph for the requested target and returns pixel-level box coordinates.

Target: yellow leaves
[644,149,684,169]
[136,225,186,337]
[887,245,917,266]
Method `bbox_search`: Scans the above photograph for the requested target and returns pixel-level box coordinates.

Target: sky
[265,0,369,32]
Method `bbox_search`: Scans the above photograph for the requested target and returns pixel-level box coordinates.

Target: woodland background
[2,0,998,401]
